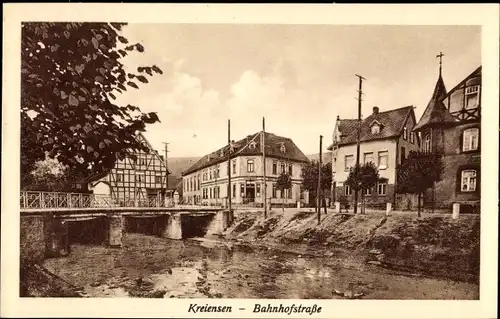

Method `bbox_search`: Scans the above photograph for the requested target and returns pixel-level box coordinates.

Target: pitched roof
[81,132,172,183]
[327,118,358,150]
[182,131,309,176]
[335,106,415,146]
[413,74,457,131]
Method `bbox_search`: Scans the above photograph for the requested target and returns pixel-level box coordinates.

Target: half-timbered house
[413,66,481,212]
[82,133,172,206]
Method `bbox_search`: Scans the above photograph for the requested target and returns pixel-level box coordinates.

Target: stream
[43,233,479,299]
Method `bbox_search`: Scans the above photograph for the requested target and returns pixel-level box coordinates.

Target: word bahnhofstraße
[254,303,322,315]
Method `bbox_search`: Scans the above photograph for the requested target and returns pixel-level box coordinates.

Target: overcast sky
[115,24,481,158]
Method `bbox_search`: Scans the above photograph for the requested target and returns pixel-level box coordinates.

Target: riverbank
[221,209,480,284]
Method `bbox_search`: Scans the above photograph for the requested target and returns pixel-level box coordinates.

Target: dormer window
[249,141,257,150]
[465,85,480,109]
[280,142,286,153]
[220,149,224,157]
[371,124,380,135]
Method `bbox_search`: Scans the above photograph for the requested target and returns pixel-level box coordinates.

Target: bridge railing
[20,191,168,209]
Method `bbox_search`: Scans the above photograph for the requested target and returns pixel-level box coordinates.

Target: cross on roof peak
[436,51,444,76]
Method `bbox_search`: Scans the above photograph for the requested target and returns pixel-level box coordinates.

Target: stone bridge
[20,207,234,263]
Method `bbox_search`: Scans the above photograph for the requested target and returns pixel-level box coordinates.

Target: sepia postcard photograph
[2,3,499,319]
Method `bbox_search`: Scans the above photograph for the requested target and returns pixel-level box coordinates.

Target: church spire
[413,52,455,131]
[437,51,444,78]
[431,51,447,101]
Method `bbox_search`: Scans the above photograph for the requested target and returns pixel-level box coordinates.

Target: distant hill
[306,153,332,164]
[167,157,200,177]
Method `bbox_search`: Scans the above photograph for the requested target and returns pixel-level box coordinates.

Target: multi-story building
[413,66,481,211]
[328,106,419,208]
[82,133,172,206]
[181,131,310,206]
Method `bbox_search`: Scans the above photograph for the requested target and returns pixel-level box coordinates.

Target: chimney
[336,115,340,121]
[373,106,379,115]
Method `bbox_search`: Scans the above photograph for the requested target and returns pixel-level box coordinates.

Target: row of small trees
[295,150,444,216]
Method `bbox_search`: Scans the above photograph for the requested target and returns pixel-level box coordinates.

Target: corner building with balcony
[181,131,310,206]
[328,105,419,209]
[413,66,481,212]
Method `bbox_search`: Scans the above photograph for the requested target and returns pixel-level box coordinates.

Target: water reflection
[43,233,479,300]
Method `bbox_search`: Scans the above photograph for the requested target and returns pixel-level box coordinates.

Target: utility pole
[227,119,232,213]
[317,135,323,225]
[262,117,267,219]
[354,74,365,214]
[162,142,170,206]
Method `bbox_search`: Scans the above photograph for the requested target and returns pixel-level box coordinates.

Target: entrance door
[246,183,256,202]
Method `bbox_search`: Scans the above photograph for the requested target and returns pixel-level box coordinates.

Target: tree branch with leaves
[21,22,164,188]
[276,172,292,211]
[345,162,379,214]
[396,150,444,216]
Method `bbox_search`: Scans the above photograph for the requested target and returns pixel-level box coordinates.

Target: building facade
[83,133,172,206]
[328,106,419,208]
[413,66,481,212]
[182,131,310,206]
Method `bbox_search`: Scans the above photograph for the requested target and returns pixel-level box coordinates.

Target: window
[249,141,257,149]
[272,184,277,198]
[371,124,380,134]
[197,176,200,190]
[247,159,254,173]
[216,165,220,178]
[256,183,261,197]
[345,185,352,196]
[410,132,415,144]
[401,147,406,163]
[209,188,213,199]
[209,170,212,179]
[463,128,479,152]
[288,187,292,199]
[424,134,431,152]
[280,142,286,153]
[288,164,293,176]
[465,85,480,109]
[272,161,277,175]
[364,152,374,165]
[461,170,477,192]
[240,184,245,197]
[232,184,236,198]
[116,173,123,182]
[232,160,236,174]
[365,187,372,196]
[136,174,143,183]
[220,149,224,157]
[155,175,162,183]
[378,151,388,169]
[281,163,286,174]
[378,183,387,196]
[403,127,408,140]
[345,155,354,171]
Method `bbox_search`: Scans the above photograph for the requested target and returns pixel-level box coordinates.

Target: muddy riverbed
[43,233,479,299]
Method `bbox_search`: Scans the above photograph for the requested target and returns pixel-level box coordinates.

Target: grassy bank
[223,209,480,284]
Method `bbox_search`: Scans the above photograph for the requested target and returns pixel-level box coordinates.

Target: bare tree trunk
[417,192,421,217]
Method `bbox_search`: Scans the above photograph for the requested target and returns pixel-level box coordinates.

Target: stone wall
[20,215,46,263]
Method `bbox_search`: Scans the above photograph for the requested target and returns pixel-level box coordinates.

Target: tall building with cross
[413,52,481,212]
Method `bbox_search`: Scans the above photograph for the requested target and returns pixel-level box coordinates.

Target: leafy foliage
[345,162,380,193]
[396,151,444,195]
[276,172,292,192]
[396,151,444,215]
[300,161,332,193]
[24,158,88,192]
[21,22,163,187]
[276,172,292,211]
